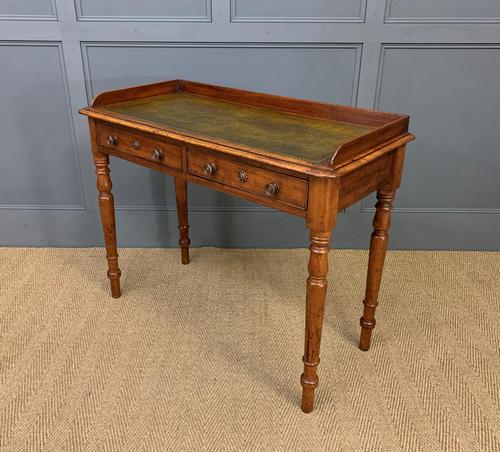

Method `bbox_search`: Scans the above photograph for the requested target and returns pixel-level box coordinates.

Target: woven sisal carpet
[0,248,499,452]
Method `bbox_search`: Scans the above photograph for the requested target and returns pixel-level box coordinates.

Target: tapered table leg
[301,229,331,413]
[93,150,121,298]
[174,176,190,265]
[300,177,338,413]
[359,189,395,351]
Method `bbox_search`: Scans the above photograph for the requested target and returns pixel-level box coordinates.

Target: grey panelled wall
[0,0,57,20]
[0,43,83,209]
[230,0,366,22]
[0,0,499,249]
[385,0,500,22]
[75,0,211,21]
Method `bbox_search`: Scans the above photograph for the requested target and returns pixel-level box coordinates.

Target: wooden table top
[100,92,373,165]
[81,80,411,170]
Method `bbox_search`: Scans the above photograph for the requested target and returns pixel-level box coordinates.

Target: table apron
[97,145,308,218]
[337,151,394,210]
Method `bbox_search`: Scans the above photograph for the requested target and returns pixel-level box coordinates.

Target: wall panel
[82,42,361,210]
[362,45,500,213]
[76,0,211,22]
[385,0,500,23]
[0,42,83,209]
[0,0,56,20]
[231,0,365,23]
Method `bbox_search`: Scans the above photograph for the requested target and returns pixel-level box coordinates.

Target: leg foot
[301,359,320,413]
[109,275,121,299]
[359,319,375,351]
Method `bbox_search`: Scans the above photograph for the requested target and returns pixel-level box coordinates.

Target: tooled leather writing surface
[100,92,373,164]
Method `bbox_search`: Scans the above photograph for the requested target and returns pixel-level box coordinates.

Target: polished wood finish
[83,79,411,172]
[89,119,121,298]
[301,177,338,413]
[359,146,406,351]
[177,80,403,128]
[174,176,190,265]
[95,122,183,170]
[80,80,414,413]
[359,189,395,351]
[91,79,179,107]
[187,146,309,210]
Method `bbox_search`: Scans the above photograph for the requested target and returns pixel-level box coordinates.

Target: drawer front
[96,123,182,170]
[187,147,308,209]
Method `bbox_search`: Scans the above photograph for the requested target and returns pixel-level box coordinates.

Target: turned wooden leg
[93,150,121,298]
[300,177,338,413]
[174,176,190,265]
[359,189,395,351]
[301,229,331,413]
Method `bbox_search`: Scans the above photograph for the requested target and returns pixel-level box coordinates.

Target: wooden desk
[80,80,414,413]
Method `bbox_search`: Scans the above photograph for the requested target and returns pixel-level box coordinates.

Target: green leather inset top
[101,92,372,164]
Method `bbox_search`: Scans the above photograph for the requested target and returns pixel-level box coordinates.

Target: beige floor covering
[0,248,499,452]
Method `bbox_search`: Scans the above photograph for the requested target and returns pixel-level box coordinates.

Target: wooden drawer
[187,146,308,210]
[95,123,182,170]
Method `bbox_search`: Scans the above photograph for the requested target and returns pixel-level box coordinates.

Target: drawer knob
[152,148,164,160]
[203,162,217,176]
[131,141,141,150]
[106,135,118,146]
[238,170,248,183]
[265,182,280,197]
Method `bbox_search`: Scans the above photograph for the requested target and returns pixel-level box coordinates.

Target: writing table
[80,80,414,413]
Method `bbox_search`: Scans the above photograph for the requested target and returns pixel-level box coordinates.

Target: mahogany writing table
[80,80,414,413]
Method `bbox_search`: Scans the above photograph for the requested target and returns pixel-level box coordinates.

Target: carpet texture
[0,248,499,452]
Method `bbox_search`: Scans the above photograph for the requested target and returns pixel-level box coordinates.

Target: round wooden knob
[203,162,217,176]
[152,148,164,160]
[265,182,279,197]
[106,135,118,146]
[238,170,248,183]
